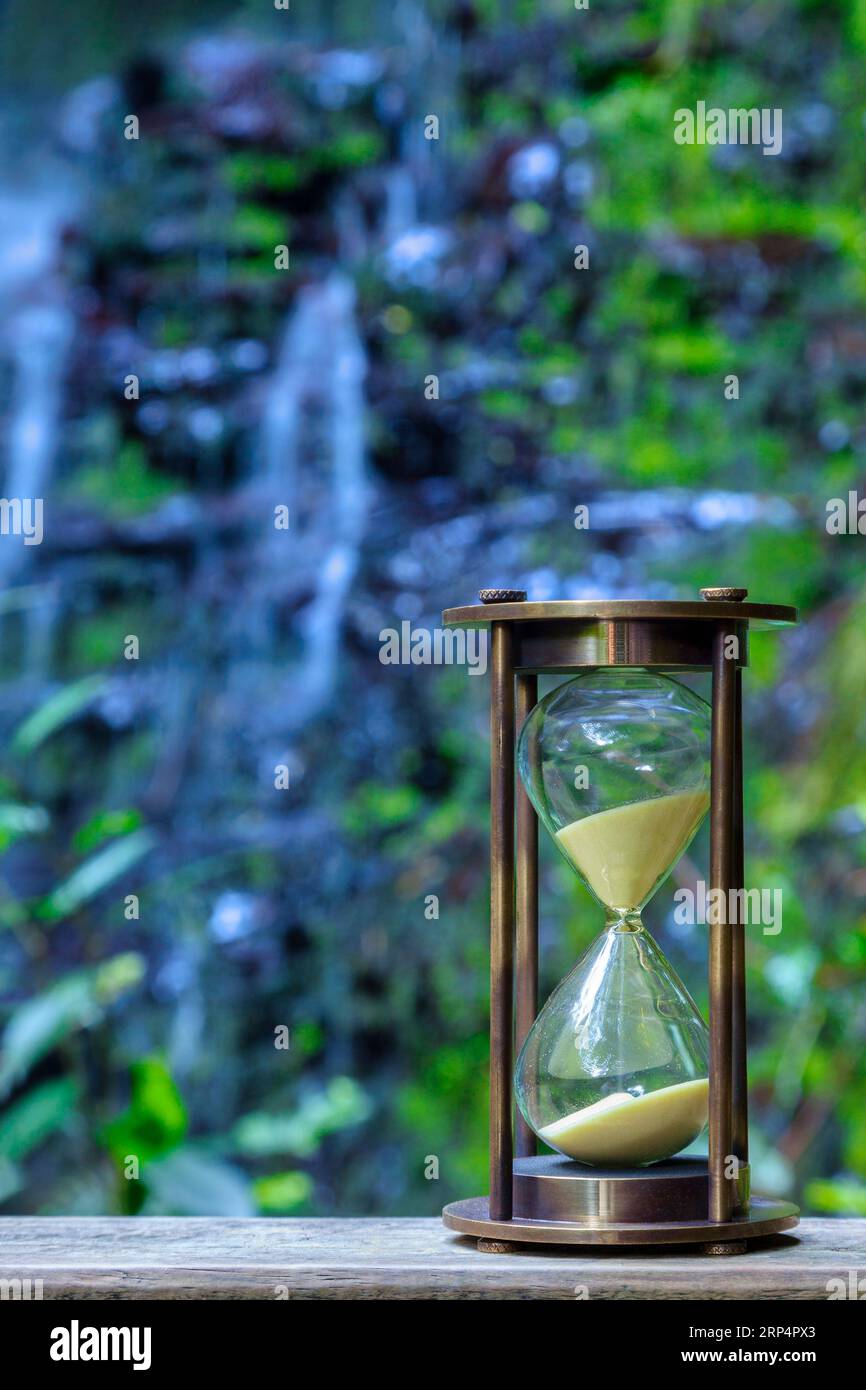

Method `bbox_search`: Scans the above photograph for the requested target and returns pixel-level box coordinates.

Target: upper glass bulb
[515,669,712,1167]
[517,669,711,913]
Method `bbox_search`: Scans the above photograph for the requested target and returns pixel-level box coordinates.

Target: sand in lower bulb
[539,1077,709,1166]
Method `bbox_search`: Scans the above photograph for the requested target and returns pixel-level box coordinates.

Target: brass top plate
[442,599,797,630]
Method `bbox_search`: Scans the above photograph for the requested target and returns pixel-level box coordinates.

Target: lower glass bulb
[515,916,709,1167]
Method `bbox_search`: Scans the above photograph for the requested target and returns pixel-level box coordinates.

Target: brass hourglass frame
[441,590,800,1251]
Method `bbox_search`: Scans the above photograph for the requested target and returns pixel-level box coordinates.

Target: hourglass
[442,590,800,1251]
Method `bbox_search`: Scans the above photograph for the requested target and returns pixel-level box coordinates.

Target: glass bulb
[515,669,712,1167]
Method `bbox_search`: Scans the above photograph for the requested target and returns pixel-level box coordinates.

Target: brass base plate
[512,1154,745,1224]
[442,1195,799,1247]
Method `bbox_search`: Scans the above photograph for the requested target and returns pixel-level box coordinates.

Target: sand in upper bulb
[554,789,710,912]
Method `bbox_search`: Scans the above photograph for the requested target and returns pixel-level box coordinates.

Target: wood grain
[0,1217,862,1300]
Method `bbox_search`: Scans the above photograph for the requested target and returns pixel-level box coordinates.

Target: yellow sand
[554,790,709,911]
[539,1078,709,1165]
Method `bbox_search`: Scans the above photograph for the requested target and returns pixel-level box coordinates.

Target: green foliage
[342,783,423,835]
[0,1078,80,1162]
[226,153,305,194]
[225,131,385,198]
[480,390,532,420]
[227,204,289,252]
[73,809,144,855]
[232,1078,372,1159]
[70,441,177,518]
[805,1179,866,1216]
[0,954,144,1098]
[253,1171,313,1213]
[11,677,105,756]
[102,1057,188,1167]
[36,829,156,922]
[0,802,50,852]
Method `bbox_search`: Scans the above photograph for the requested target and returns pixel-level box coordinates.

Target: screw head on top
[479,588,527,604]
[699,587,748,603]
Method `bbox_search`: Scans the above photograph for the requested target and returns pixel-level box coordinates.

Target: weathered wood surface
[0,1217,862,1300]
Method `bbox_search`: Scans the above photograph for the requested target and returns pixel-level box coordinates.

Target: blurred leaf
[645,329,731,375]
[227,204,287,251]
[0,1157,21,1205]
[11,676,105,756]
[315,129,385,169]
[232,1077,372,1158]
[73,808,144,856]
[0,802,50,853]
[225,152,304,194]
[37,828,155,922]
[0,953,144,1097]
[0,1077,80,1161]
[103,1057,187,1167]
[94,953,145,1000]
[292,1021,324,1057]
[253,1170,313,1213]
[342,784,421,836]
[805,1179,866,1216]
[141,1148,254,1217]
[480,389,530,420]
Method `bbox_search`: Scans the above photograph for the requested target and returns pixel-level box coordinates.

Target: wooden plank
[0,1218,861,1300]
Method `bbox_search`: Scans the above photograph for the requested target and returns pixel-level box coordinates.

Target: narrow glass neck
[605,909,644,933]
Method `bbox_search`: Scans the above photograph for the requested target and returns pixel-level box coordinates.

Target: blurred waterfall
[383,167,417,243]
[393,0,462,222]
[252,272,369,730]
[0,191,75,588]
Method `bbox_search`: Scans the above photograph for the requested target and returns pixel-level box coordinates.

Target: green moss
[69,442,176,519]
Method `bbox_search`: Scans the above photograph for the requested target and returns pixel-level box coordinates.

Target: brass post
[709,624,736,1224]
[515,673,539,1159]
[488,621,516,1220]
[731,666,750,1189]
